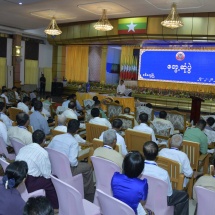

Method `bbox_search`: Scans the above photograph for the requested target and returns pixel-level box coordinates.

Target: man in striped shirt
[16,130,58,209]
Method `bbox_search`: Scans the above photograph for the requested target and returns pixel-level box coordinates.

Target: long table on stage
[76,92,135,112]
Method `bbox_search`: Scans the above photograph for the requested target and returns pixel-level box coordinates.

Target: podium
[190,96,204,124]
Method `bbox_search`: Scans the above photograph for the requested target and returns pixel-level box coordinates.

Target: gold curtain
[43,68,52,92]
[0,58,6,87]
[138,80,215,93]
[65,45,89,82]
[25,60,38,85]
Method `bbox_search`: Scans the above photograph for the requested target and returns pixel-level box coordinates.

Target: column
[100,45,107,84]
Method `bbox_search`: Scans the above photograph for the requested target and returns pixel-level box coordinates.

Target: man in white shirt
[94,129,124,169]
[159,134,193,187]
[0,102,13,128]
[0,120,8,146]
[119,107,138,126]
[1,89,11,105]
[143,141,189,215]
[16,130,58,209]
[89,108,112,128]
[153,111,174,135]
[117,80,126,95]
[12,86,20,101]
[48,119,94,201]
[61,101,78,120]
[133,113,157,143]
[99,119,128,156]
[17,96,30,114]
[62,94,83,111]
[8,113,32,145]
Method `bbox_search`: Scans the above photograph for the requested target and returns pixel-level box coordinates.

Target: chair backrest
[0,136,15,160]
[92,138,119,153]
[51,175,85,215]
[51,129,66,137]
[56,106,67,114]
[91,156,121,195]
[86,123,108,143]
[83,99,94,109]
[107,103,123,119]
[85,109,93,122]
[45,147,84,197]
[125,129,151,154]
[150,121,171,140]
[10,138,25,155]
[97,189,135,215]
[166,110,186,133]
[195,186,215,215]
[156,156,184,190]
[135,106,154,122]
[141,174,174,215]
[8,107,23,121]
[0,157,9,171]
[110,115,134,130]
[182,140,200,170]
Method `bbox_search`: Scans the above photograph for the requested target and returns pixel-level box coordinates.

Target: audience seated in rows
[93,129,124,169]
[193,158,215,202]
[183,119,208,154]
[94,100,107,119]
[0,102,13,128]
[205,117,215,131]
[159,134,193,187]
[31,98,51,118]
[89,108,112,128]
[153,111,174,135]
[23,196,54,215]
[16,130,59,209]
[0,161,28,215]
[48,119,94,201]
[12,86,20,101]
[8,113,32,145]
[1,89,11,105]
[133,113,157,143]
[17,96,30,114]
[119,107,138,126]
[99,119,128,156]
[0,119,8,146]
[61,100,78,120]
[143,141,189,215]
[62,94,83,111]
[111,151,148,215]
[30,101,50,135]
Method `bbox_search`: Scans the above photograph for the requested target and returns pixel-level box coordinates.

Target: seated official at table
[117,80,126,95]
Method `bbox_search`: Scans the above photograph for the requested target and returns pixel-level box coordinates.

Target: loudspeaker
[51,82,63,96]
[133,49,140,57]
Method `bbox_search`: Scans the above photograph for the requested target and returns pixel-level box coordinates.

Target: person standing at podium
[117,80,126,95]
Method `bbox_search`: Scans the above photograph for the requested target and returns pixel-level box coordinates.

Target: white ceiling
[0,0,215,31]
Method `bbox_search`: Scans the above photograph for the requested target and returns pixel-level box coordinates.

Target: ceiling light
[19,2,22,5]
[44,17,62,36]
[94,9,113,31]
[161,3,183,29]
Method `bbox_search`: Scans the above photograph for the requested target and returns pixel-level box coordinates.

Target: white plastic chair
[51,175,100,215]
[10,138,25,155]
[0,136,15,160]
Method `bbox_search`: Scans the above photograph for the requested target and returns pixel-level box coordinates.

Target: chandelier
[44,17,62,36]
[94,9,113,31]
[161,3,183,29]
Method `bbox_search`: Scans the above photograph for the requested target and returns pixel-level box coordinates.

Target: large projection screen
[138,49,215,85]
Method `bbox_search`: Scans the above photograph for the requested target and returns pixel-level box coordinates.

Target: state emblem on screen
[176,52,185,61]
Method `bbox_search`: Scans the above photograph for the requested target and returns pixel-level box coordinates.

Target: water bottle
[86,82,90,93]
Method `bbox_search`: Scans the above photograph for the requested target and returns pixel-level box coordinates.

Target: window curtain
[65,45,89,82]
[43,68,52,92]
[0,58,6,87]
[25,60,38,84]
[120,46,138,80]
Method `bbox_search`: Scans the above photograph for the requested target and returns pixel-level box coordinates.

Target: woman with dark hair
[0,161,28,215]
[111,151,148,215]
[23,196,54,215]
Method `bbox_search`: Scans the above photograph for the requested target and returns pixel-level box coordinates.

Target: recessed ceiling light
[19,2,22,5]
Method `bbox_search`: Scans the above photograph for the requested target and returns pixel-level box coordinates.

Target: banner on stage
[138,49,215,85]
